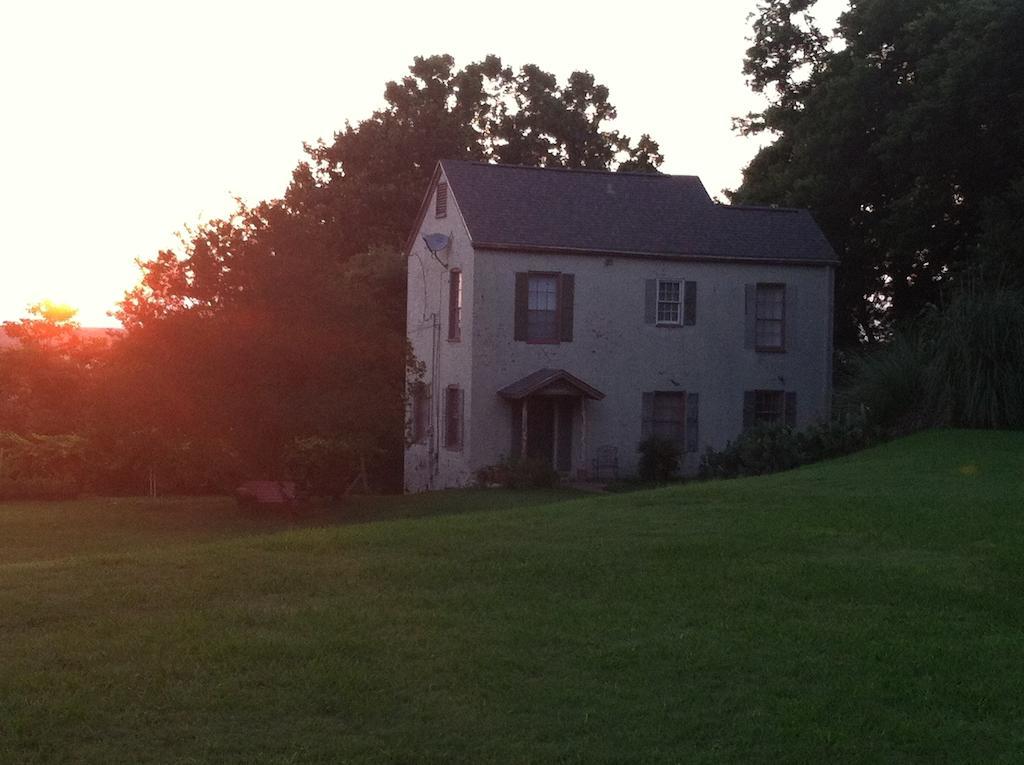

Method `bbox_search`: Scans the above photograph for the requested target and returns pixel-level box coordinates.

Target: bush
[840,286,1024,432]
[837,333,929,434]
[0,431,86,499]
[476,457,559,489]
[637,436,682,483]
[699,413,871,480]
[284,436,359,497]
[699,426,801,479]
[923,287,1024,428]
[0,476,80,501]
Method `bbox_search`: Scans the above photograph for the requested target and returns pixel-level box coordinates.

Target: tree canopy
[734,0,1024,346]
[70,55,661,494]
[286,54,662,261]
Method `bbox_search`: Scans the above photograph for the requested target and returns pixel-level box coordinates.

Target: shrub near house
[0,432,86,499]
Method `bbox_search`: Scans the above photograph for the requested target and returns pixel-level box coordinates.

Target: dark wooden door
[526,397,555,464]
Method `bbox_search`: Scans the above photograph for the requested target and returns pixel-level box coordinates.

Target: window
[651,392,686,444]
[448,269,462,341]
[444,385,463,450]
[753,389,785,426]
[743,389,797,430]
[435,181,448,218]
[643,391,699,452]
[645,279,696,326]
[514,272,574,343]
[527,273,559,342]
[755,283,785,351]
[411,383,430,444]
[657,280,681,324]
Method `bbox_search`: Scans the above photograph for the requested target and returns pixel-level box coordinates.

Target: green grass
[2,430,1024,763]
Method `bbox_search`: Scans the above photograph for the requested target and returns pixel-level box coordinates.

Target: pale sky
[0,0,844,326]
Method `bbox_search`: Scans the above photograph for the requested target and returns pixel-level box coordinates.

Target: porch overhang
[497,368,605,401]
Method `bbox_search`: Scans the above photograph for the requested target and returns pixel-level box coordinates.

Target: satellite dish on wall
[422,233,451,254]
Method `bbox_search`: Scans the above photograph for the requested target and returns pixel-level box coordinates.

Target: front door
[519,397,574,472]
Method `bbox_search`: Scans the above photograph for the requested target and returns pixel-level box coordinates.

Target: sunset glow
[2,0,845,327]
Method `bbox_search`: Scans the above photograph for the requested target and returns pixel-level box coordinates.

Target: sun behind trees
[0,55,663,498]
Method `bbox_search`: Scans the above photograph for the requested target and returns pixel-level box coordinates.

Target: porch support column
[580,397,588,475]
[520,399,529,457]
[551,401,560,471]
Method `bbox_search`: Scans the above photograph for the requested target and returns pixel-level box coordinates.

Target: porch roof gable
[497,368,605,401]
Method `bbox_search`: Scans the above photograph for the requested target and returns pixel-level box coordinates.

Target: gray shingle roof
[497,369,605,400]
[439,160,836,264]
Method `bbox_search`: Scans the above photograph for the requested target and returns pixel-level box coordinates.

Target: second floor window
[448,269,462,341]
[528,274,559,341]
[657,280,681,324]
[514,272,574,343]
[645,279,697,326]
[755,283,785,351]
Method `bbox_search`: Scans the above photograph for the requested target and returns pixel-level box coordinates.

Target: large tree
[287,54,662,261]
[733,0,1024,346]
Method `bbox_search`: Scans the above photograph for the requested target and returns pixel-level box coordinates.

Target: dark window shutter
[744,284,756,349]
[743,391,756,430]
[784,284,795,352]
[684,281,697,325]
[444,387,454,448]
[644,279,657,324]
[641,392,654,438]
[458,388,465,449]
[444,386,464,450]
[511,401,523,459]
[686,392,699,452]
[785,392,797,428]
[559,273,574,342]
[514,273,529,341]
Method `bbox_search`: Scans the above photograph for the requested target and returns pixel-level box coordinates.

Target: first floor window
[411,383,430,444]
[444,385,463,450]
[744,389,796,429]
[755,283,785,350]
[754,389,785,425]
[657,280,681,324]
[642,391,687,448]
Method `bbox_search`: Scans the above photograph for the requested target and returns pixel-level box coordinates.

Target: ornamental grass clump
[842,287,1024,432]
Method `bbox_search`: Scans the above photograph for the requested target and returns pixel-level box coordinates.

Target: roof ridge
[719,202,804,214]
[440,158,698,181]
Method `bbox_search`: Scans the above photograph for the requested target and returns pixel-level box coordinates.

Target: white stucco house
[404,160,837,492]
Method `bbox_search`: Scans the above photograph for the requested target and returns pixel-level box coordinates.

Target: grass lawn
[2,430,1024,763]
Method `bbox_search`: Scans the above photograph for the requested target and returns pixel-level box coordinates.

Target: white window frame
[755,283,786,351]
[526,272,561,343]
[656,279,682,326]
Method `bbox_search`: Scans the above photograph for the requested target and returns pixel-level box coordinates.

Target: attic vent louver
[435,182,448,218]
